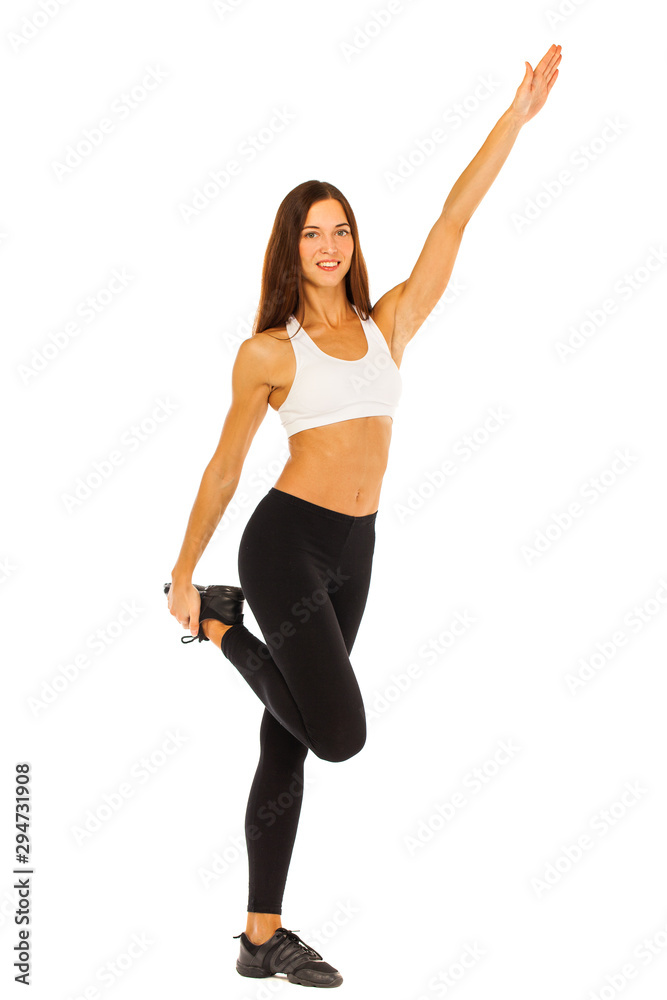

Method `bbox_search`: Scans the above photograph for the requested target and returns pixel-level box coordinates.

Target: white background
[2,1,666,998]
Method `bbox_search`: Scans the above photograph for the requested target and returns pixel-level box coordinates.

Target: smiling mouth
[317,261,340,270]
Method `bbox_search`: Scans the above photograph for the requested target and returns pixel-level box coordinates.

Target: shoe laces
[278,928,323,961]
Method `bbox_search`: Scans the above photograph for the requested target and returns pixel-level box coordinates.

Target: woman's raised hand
[511,43,562,124]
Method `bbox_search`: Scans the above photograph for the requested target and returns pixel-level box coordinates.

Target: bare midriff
[272,416,393,517]
[264,319,395,517]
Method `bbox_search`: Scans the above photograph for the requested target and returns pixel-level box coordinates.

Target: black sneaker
[233,927,343,988]
[163,582,244,643]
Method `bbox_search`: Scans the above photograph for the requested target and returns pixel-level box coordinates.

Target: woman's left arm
[442,43,562,226]
[378,44,562,357]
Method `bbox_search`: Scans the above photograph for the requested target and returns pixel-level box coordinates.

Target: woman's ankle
[245,912,282,944]
[200,619,231,646]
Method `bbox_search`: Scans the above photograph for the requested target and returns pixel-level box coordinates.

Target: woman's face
[299,199,353,287]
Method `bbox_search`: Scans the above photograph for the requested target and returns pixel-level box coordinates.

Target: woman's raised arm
[374,44,562,357]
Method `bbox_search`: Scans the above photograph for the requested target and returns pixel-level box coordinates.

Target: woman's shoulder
[255,322,292,339]
[235,324,294,369]
[251,320,294,348]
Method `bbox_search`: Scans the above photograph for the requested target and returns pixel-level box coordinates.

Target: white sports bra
[277,304,402,438]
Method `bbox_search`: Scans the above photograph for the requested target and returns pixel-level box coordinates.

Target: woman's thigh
[326,517,376,655]
[237,490,374,754]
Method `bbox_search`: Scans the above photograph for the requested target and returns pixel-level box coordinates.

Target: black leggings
[220,486,377,914]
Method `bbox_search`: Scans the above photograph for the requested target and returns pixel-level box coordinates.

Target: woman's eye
[304,230,350,238]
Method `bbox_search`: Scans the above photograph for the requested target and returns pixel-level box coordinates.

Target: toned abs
[261,319,398,517]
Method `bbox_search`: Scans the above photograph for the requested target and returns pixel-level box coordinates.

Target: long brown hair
[252,180,372,337]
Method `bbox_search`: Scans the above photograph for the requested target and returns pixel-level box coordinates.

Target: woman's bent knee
[314,724,367,763]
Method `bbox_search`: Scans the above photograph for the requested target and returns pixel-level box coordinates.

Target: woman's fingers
[537,43,562,77]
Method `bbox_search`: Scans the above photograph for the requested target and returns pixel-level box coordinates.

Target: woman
[165,44,561,988]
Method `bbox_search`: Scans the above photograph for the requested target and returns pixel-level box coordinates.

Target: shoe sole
[236,961,271,978]
[236,961,343,987]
